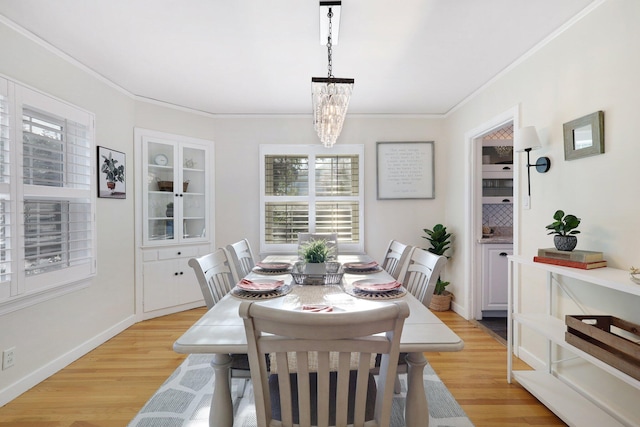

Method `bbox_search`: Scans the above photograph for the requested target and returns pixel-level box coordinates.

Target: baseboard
[0,314,136,407]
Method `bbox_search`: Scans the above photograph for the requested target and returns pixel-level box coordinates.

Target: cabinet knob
[179,194,183,197]
[175,193,179,197]
[177,251,181,255]
[174,272,179,276]
[499,252,508,257]
[180,271,184,275]
[502,166,511,170]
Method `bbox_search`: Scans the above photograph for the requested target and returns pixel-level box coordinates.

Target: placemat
[230,284,292,300]
[251,266,292,276]
[343,267,383,275]
[342,284,407,300]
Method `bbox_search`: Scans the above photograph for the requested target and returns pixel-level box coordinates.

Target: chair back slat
[240,301,409,427]
[399,247,447,306]
[226,238,256,281]
[188,249,235,309]
[380,240,411,280]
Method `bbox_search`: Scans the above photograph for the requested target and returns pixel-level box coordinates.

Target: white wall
[443,1,640,422]
[0,21,137,404]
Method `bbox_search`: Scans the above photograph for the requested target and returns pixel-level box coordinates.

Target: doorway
[464,107,520,333]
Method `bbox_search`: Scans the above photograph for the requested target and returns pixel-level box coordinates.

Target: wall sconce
[514,126,551,198]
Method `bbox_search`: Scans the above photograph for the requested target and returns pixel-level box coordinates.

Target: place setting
[252,261,293,275]
[230,277,292,300]
[344,278,407,300]
[342,260,382,274]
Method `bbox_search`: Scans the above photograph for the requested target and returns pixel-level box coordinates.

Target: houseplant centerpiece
[101,152,125,193]
[423,223,453,311]
[545,210,581,251]
[298,238,335,276]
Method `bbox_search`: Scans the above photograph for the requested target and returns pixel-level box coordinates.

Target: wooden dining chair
[398,246,447,307]
[240,300,409,427]
[226,238,257,282]
[188,248,252,396]
[380,240,412,280]
[297,232,338,258]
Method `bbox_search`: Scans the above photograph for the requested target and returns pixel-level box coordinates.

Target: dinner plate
[236,279,285,293]
[254,262,292,271]
[343,262,380,272]
[352,279,402,292]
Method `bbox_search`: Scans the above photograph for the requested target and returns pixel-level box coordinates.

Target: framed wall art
[376,141,434,199]
[97,146,126,199]
[563,110,604,160]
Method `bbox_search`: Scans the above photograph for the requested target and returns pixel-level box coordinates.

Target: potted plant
[299,238,335,275]
[545,210,581,251]
[101,152,125,192]
[422,224,453,311]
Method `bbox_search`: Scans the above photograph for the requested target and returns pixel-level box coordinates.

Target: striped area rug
[129,354,474,427]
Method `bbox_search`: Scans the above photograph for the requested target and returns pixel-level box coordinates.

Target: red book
[533,256,607,270]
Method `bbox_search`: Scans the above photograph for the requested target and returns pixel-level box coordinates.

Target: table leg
[209,353,233,427]
[405,351,429,427]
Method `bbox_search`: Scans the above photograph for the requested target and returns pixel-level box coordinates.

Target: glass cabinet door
[146,140,177,242]
[181,145,206,240]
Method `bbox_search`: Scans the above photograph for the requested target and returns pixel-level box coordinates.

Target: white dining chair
[240,300,409,427]
[297,232,338,258]
[188,248,251,396]
[380,240,412,280]
[398,246,447,307]
[226,238,257,282]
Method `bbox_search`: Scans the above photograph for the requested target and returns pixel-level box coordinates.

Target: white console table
[507,255,640,427]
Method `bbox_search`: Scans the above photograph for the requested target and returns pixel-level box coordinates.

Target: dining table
[173,254,464,427]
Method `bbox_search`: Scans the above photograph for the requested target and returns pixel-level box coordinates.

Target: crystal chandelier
[312,1,354,148]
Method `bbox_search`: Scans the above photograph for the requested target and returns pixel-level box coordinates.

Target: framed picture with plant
[98,146,126,199]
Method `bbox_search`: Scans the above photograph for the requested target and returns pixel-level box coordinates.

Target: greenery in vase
[422,223,452,295]
[101,152,125,184]
[299,238,334,263]
[545,210,581,236]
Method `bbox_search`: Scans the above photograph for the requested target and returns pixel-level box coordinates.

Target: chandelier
[312,1,354,148]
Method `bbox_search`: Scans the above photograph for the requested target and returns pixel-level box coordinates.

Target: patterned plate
[231,284,292,300]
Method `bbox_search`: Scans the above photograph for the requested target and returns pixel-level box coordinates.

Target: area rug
[129,354,474,427]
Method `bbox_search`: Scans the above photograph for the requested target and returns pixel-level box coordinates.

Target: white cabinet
[135,128,214,319]
[482,244,512,312]
[508,256,639,426]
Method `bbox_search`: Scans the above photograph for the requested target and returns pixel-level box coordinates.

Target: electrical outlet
[2,347,15,370]
[523,195,531,210]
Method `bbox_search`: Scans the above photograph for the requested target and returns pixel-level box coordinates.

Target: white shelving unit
[134,128,214,319]
[507,256,640,427]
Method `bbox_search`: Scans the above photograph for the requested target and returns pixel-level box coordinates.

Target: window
[260,145,364,254]
[0,77,96,313]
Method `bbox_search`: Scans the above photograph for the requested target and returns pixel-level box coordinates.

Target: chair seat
[230,353,251,371]
[269,371,377,425]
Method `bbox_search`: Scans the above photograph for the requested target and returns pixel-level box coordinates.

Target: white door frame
[463,106,521,320]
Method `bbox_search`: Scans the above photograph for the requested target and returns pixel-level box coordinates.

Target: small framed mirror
[563,111,604,160]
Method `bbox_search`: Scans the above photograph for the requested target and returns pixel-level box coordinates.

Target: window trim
[259,144,364,255]
[0,76,96,316]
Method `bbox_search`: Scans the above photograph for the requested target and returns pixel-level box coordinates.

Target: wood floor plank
[0,308,565,426]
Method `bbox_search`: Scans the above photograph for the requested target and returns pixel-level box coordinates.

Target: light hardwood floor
[0,308,565,427]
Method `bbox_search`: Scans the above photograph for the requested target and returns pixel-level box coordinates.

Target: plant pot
[429,291,452,311]
[107,181,116,190]
[304,262,326,276]
[554,235,577,251]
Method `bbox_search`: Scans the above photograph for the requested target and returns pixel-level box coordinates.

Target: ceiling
[0,0,598,116]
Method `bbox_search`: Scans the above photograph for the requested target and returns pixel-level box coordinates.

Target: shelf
[510,255,640,297]
[514,313,640,389]
[512,371,625,427]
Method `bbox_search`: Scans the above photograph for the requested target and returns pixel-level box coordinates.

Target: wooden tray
[565,315,640,381]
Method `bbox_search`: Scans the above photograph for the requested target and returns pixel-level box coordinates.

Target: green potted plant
[423,223,453,311]
[545,210,581,251]
[299,238,335,275]
[101,152,125,192]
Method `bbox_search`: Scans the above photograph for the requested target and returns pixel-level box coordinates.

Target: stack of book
[534,248,607,270]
